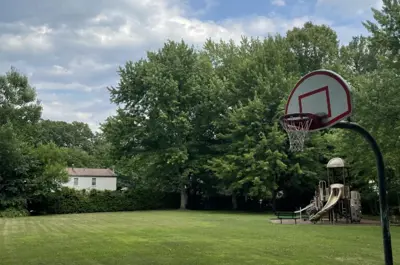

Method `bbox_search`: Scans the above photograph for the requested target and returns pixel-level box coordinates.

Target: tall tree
[103,40,224,209]
[0,67,42,127]
[27,120,94,152]
[328,1,400,212]
[0,124,32,210]
[91,132,114,168]
[0,68,71,212]
[363,0,400,68]
[0,68,42,210]
[27,143,69,196]
[339,36,378,75]
[286,22,340,74]
[207,96,301,210]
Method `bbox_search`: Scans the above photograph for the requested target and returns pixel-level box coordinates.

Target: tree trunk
[368,199,379,215]
[368,201,374,215]
[231,194,238,210]
[374,199,379,215]
[271,190,277,213]
[180,185,188,210]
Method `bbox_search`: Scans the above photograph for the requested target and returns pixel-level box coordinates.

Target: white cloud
[0,0,373,131]
[271,0,286,6]
[48,65,73,76]
[34,81,106,92]
[41,96,115,132]
[0,24,53,53]
[246,16,333,35]
[248,17,278,34]
[67,58,115,74]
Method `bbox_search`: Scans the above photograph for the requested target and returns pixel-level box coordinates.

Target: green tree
[203,36,298,107]
[339,36,378,75]
[27,120,94,152]
[363,0,400,68]
[286,22,340,74]
[91,132,115,168]
[207,92,330,210]
[327,1,400,213]
[0,68,42,211]
[0,67,42,127]
[61,147,100,168]
[0,68,85,214]
[103,40,224,209]
[203,33,332,209]
[0,124,33,210]
[27,143,69,196]
[207,96,297,209]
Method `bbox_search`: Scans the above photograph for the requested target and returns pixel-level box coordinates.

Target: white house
[63,167,117,191]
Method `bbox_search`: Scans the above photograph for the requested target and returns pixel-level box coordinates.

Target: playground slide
[309,184,343,222]
[294,203,314,213]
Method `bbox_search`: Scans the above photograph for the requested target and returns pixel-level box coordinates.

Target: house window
[73,178,78,186]
[92,178,96,186]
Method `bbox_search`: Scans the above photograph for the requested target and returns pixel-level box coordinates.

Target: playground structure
[295,157,362,224]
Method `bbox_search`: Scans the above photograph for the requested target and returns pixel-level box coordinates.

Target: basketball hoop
[279,113,322,152]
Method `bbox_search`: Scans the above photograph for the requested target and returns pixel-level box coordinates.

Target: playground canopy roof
[326,157,346,168]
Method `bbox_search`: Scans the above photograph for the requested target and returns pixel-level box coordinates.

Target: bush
[27,187,180,215]
[0,208,30,218]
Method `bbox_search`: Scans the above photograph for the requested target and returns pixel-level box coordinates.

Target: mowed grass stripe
[36,218,54,234]
[1,220,20,265]
[0,211,399,265]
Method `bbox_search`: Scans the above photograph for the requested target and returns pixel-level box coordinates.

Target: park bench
[274,212,300,224]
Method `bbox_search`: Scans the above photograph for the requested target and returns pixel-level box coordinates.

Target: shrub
[27,187,180,215]
[0,208,30,218]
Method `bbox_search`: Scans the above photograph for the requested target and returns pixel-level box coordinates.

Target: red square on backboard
[298,86,332,118]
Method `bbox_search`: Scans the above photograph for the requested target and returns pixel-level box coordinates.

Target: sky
[0,0,383,132]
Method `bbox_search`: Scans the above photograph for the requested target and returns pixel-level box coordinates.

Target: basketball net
[280,116,313,152]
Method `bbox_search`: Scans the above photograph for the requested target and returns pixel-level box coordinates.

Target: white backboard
[285,69,352,131]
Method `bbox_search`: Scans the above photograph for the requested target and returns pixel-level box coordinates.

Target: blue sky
[0,0,382,131]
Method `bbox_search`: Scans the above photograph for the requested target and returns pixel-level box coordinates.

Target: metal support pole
[332,121,393,265]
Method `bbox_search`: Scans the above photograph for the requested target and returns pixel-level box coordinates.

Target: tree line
[1,0,399,217]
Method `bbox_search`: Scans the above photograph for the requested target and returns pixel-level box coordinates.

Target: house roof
[67,167,116,177]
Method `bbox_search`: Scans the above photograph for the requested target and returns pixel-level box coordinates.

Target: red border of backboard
[285,70,352,128]
[298,86,332,118]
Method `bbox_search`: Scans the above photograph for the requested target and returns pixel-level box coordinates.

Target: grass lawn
[0,211,399,265]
